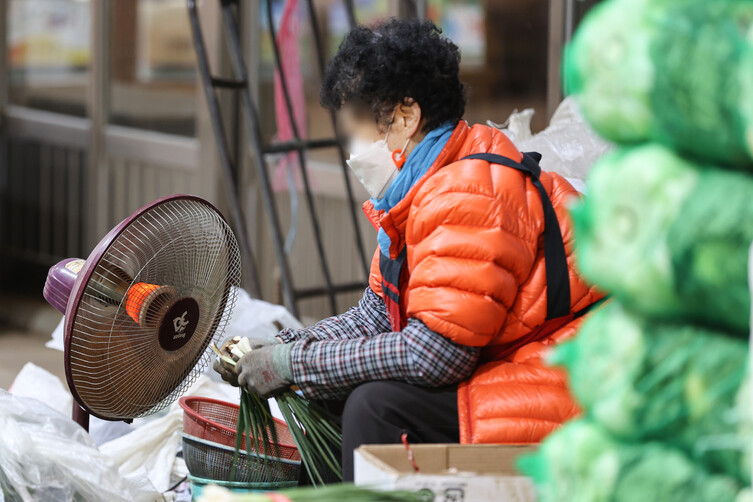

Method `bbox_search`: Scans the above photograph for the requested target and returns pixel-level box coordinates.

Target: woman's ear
[395,99,423,138]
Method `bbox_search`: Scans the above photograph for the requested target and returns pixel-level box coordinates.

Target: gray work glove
[213,336,282,386]
[237,343,294,398]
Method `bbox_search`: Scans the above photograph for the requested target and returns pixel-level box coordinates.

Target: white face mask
[346,122,410,199]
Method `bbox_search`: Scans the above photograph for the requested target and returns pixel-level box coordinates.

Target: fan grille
[68,197,241,420]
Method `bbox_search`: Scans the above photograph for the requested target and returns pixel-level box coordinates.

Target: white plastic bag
[100,375,242,494]
[10,361,134,446]
[9,362,72,417]
[100,411,183,494]
[5,367,238,496]
[0,390,161,502]
[46,316,65,351]
[489,97,613,184]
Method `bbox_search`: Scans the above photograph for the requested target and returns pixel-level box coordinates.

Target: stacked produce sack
[520,0,753,500]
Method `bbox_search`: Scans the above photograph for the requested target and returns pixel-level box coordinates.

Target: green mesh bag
[650,1,753,166]
[551,301,749,481]
[518,419,742,502]
[565,0,664,143]
[571,144,753,335]
[567,0,753,167]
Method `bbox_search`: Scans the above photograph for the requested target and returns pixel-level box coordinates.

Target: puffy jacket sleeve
[404,161,540,347]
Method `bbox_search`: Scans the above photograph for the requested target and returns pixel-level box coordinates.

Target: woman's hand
[213,358,239,386]
[237,344,294,398]
[212,335,282,386]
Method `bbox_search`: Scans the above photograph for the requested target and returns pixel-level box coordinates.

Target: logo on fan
[173,311,190,339]
[159,298,199,351]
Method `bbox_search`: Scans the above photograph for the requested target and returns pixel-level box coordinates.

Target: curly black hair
[320,19,466,132]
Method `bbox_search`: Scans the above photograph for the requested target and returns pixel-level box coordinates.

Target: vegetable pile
[567,0,753,167]
[520,420,742,502]
[571,144,753,335]
[212,339,342,486]
[521,0,753,499]
[552,302,749,481]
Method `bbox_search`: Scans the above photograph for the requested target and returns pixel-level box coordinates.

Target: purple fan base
[41,194,226,429]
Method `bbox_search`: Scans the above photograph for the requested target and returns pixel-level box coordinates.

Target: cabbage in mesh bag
[650,1,753,166]
[564,0,661,143]
[518,419,742,502]
[567,0,753,167]
[551,301,749,481]
[571,144,753,335]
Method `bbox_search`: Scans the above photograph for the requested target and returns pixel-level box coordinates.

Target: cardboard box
[354,443,537,502]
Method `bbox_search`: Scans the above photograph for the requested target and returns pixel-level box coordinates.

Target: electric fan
[42,195,241,429]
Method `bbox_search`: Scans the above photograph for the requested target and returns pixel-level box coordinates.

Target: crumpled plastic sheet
[0,390,162,502]
[9,362,72,418]
[11,362,136,447]
[488,97,613,189]
[100,375,240,494]
[8,365,235,499]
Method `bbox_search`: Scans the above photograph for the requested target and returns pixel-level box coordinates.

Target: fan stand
[72,403,134,431]
[73,403,91,431]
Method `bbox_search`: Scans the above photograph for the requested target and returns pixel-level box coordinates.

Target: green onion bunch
[213,342,342,486]
[231,390,282,483]
[198,484,424,502]
[276,392,342,485]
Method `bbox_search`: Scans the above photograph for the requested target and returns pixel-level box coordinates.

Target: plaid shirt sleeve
[276,288,392,343]
[286,299,481,401]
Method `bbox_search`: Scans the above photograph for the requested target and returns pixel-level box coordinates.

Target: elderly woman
[215,19,602,481]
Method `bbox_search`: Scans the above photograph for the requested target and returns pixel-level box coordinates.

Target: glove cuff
[272,342,294,383]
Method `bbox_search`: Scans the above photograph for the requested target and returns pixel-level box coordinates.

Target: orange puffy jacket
[363,121,603,444]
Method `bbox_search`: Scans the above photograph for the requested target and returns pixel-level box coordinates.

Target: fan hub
[158,297,201,351]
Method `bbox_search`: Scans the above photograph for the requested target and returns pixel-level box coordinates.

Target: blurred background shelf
[0,0,601,322]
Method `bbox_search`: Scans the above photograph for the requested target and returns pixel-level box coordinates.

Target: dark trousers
[338,381,460,482]
[298,381,459,485]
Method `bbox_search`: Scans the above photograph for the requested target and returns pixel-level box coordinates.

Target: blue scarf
[372,121,455,256]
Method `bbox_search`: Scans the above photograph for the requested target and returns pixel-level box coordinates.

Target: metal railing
[188,0,371,318]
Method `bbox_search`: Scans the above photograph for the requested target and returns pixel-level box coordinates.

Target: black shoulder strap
[460,152,571,320]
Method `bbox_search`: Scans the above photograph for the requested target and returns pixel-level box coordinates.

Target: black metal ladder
[187,0,368,318]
